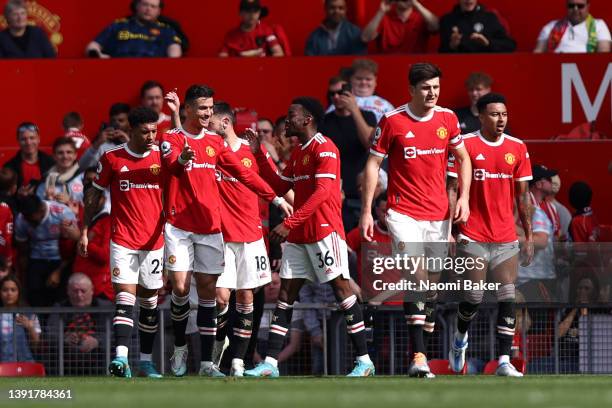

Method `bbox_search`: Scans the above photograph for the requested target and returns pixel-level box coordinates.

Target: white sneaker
[199,362,226,377]
[408,352,434,378]
[230,360,245,377]
[211,337,230,366]
[496,362,523,377]
[449,337,468,373]
[170,345,188,377]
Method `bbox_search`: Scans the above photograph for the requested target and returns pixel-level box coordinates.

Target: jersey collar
[300,132,323,150]
[124,143,151,158]
[405,104,434,122]
[180,127,206,140]
[477,130,506,147]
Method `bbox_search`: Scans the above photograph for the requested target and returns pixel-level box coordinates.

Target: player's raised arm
[219,144,292,217]
[159,132,195,174]
[244,128,293,196]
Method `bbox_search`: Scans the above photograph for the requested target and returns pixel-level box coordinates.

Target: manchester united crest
[206,146,216,157]
[241,158,252,168]
[150,164,161,175]
[168,255,176,265]
[112,268,121,277]
[505,153,516,165]
[302,155,310,166]
[436,127,449,139]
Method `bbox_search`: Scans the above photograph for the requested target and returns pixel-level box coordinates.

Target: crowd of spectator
[0,0,609,375]
[0,0,609,59]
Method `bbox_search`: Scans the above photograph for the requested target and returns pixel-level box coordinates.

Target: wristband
[272,196,286,207]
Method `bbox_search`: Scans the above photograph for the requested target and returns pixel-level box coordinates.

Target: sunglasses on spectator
[567,3,586,9]
[327,90,346,98]
[17,123,39,134]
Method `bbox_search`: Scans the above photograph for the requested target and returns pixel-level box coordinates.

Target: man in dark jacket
[439,0,515,53]
[3,122,54,195]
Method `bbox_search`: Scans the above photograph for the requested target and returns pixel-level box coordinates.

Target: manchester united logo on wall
[0,1,63,51]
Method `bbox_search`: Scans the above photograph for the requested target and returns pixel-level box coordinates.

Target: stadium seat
[483,358,526,375]
[0,362,46,377]
[428,359,467,375]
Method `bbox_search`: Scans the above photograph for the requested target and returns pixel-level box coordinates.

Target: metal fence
[2,302,611,376]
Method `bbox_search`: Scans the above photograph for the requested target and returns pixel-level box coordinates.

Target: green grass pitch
[1,376,612,408]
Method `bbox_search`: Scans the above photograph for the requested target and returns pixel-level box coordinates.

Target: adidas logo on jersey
[120,166,129,172]
[475,154,486,161]
[405,131,415,138]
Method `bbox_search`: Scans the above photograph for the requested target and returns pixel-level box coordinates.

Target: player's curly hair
[128,106,159,128]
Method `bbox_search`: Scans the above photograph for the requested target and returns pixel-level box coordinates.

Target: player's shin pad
[138,296,159,355]
[496,284,516,357]
[266,301,293,360]
[340,295,368,356]
[404,291,427,354]
[170,292,190,347]
[114,292,136,349]
[457,289,483,334]
[197,299,217,362]
[232,303,254,360]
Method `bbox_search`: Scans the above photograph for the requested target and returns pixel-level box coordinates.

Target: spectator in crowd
[85,0,182,58]
[439,0,516,53]
[253,272,304,370]
[36,138,84,211]
[72,184,113,301]
[518,165,558,302]
[299,281,335,375]
[14,195,79,307]
[46,273,111,375]
[62,112,91,160]
[0,256,10,280]
[557,272,600,373]
[0,168,18,216]
[328,59,394,123]
[305,0,366,56]
[79,103,131,170]
[128,0,190,55]
[219,0,285,57]
[3,122,54,195]
[534,0,610,53]
[0,0,55,58]
[0,201,13,267]
[568,181,599,242]
[361,0,438,54]
[0,275,41,362]
[542,174,572,242]
[454,72,492,134]
[346,193,390,288]
[140,80,173,135]
[256,118,280,164]
[321,76,377,231]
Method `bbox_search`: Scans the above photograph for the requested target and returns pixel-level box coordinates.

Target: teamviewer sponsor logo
[404,146,417,159]
[474,169,513,181]
[119,180,130,191]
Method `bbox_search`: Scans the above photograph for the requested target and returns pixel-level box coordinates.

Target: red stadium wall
[0,54,608,142]
[5,0,611,57]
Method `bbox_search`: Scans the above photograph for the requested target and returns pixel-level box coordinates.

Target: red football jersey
[220,22,280,57]
[569,210,599,242]
[448,132,532,243]
[370,104,463,221]
[64,129,92,160]
[160,128,277,235]
[219,140,277,243]
[377,11,430,54]
[93,144,164,250]
[157,114,173,138]
[256,133,345,244]
[0,202,13,262]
